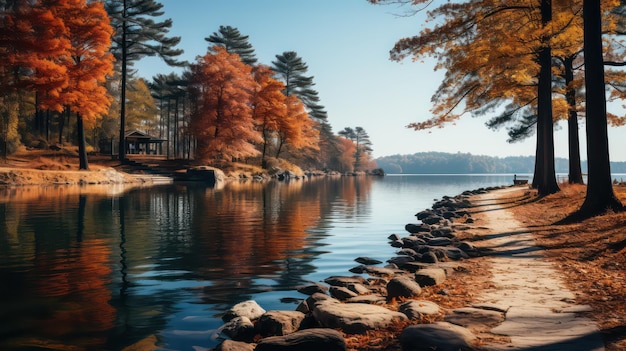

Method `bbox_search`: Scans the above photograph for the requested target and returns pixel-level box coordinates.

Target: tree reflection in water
[0,177,375,350]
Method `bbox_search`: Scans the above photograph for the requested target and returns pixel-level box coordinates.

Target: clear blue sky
[136,0,626,162]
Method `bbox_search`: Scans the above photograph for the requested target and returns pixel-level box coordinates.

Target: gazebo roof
[125,130,166,142]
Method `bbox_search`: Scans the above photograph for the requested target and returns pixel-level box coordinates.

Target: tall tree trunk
[577,0,622,216]
[77,111,89,170]
[118,0,128,162]
[564,56,584,184]
[58,106,67,145]
[536,0,560,196]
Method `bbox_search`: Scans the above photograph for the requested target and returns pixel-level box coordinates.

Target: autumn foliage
[189,46,321,165]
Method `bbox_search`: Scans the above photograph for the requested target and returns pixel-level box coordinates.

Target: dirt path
[470,187,605,351]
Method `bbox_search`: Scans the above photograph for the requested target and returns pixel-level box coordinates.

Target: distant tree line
[376,152,626,175]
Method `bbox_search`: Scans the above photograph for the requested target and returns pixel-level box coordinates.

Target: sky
[136,0,626,162]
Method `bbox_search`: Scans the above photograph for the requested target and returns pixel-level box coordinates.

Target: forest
[0,0,376,174]
[2,0,626,217]
[375,151,626,175]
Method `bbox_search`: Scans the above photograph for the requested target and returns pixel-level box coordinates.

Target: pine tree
[105,0,183,161]
[271,51,327,121]
[205,25,257,65]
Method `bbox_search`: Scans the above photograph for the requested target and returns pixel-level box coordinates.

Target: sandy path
[470,187,604,351]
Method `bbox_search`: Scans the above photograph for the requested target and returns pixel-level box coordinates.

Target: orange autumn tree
[0,0,69,155]
[275,94,319,160]
[46,0,114,170]
[250,64,287,168]
[189,46,261,162]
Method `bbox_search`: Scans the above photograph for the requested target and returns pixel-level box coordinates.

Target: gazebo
[124,130,166,155]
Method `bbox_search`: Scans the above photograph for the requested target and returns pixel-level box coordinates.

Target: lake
[0,174,518,350]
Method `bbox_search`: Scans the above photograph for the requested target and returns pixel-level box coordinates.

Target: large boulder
[256,310,306,337]
[255,328,346,351]
[312,299,407,334]
[217,316,255,341]
[399,300,441,320]
[400,322,477,351]
[222,300,266,322]
[415,268,447,286]
[386,276,422,301]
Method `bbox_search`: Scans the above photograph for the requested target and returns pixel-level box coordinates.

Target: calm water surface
[0,174,515,350]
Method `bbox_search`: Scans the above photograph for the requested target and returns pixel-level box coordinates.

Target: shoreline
[202,185,510,351]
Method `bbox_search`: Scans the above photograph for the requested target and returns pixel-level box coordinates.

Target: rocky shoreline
[210,186,507,351]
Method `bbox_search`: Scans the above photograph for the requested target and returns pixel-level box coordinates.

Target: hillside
[376,151,626,174]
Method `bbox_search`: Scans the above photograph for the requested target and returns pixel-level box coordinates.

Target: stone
[363,266,397,277]
[422,216,443,225]
[329,286,358,300]
[211,339,255,351]
[217,316,255,341]
[355,256,382,265]
[297,283,329,295]
[426,237,454,246]
[400,322,476,351]
[222,300,266,322]
[324,276,368,287]
[345,294,386,305]
[255,328,347,351]
[386,276,422,300]
[387,256,415,266]
[305,293,334,312]
[347,283,371,295]
[256,310,306,336]
[399,300,441,319]
[415,268,447,286]
[405,223,431,233]
[419,251,439,263]
[313,299,408,334]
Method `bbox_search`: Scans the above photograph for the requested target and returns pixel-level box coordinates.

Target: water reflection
[0,177,375,350]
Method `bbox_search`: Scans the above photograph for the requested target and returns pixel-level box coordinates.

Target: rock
[345,294,386,305]
[426,237,454,246]
[217,316,255,341]
[362,266,397,277]
[329,286,358,300]
[305,293,334,312]
[313,299,408,334]
[431,226,454,237]
[222,300,266,322]
[397,248,419,257]
[349,265,367,274]
[347,283,371,295]
[399,300,441,319]
[419,251,439,263]
[256,310,306,336]
[212,339,255,351]
[402,236,426,248]
[388,233,401,241]
[400,261,425,273]
[442,246,470,260]
[324,276,368,287]
[415,268,447,286]
[405,223,431,233]
[355,256,382,265]
[390,240,404,248]
[255,328,347,351]
[422,216,443,225]
[387,256,415,266]
[297,283,329,295]
[400,322,477,351]
[386,276,422,300]
[444,307,505,332]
